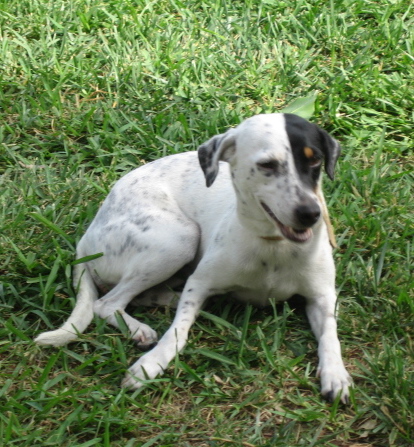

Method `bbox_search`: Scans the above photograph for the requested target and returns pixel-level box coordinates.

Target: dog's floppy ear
[198,130,236,187]
[319,128,341,180]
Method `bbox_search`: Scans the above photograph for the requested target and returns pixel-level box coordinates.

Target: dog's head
[198,113,341,242]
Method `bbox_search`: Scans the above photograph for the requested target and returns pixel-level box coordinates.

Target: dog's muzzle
[260,202,316,243]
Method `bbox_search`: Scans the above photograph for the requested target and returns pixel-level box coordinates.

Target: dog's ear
[318,129,341,180]
[198,130,236,187]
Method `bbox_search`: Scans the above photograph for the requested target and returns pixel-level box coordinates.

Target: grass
[0,0,413,445]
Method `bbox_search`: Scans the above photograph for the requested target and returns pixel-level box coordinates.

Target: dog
[35,113,352,403]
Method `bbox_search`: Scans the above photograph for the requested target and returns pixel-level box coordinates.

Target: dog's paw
[130,323,158,350]
[34,329,76,347]
[317,363,352,404]
[121,354,165,390]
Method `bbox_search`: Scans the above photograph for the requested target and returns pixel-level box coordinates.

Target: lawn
[0,0,413,446]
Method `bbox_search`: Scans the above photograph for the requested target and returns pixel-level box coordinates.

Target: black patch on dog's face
[284,114,340,186]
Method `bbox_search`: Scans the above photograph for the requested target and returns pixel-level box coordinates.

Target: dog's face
[198,113,341,242]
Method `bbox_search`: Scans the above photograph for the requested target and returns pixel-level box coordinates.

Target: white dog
[35,113,352,403]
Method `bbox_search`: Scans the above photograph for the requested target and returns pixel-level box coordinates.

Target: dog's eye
[304,146,322,168]
[257,160,279,173]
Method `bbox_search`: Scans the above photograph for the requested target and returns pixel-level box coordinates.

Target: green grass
[1,0,413,445]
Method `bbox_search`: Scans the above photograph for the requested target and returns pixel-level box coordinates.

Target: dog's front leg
[122,276,209,389]
[306,292,352,403]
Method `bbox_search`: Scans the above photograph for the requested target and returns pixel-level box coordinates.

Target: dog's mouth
[260,202,313,243]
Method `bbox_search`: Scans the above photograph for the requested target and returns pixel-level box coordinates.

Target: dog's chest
[228,248,305,306]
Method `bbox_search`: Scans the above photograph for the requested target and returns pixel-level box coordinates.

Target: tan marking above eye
[304,146,314,158]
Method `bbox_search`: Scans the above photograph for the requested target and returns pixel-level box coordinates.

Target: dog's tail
[34,263,98,347]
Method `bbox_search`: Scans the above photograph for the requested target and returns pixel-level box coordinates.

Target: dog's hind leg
[93,281,160,349]
[131,277,185,308]
[92,223,200,349]
[34,263,99,346]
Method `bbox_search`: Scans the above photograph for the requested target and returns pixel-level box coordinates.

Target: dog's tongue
[261,202,313,243]
[279,223,313,243]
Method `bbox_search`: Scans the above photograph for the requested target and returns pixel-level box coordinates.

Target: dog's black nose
[295,203,321,227]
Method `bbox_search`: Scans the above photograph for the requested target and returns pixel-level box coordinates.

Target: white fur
[35,114,352,403]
